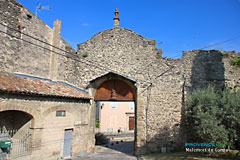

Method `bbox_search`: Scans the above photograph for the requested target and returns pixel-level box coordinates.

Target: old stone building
[0,0,240,159]
[0,72,94,159]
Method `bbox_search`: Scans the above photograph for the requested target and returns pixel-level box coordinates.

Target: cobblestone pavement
[73,138,137,160]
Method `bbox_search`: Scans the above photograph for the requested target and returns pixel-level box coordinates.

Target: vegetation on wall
[155,48,163,58]
[182,86,240,149]
[96,120,100,128]
[82,52,88,57]
[230,52,240,68]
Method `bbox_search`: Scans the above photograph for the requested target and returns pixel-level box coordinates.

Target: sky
[17,0,240,58]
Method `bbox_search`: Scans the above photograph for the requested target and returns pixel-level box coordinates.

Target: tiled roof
[0,72,91,99]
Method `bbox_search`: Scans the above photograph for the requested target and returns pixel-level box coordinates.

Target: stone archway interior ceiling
[0,110,33,119]
[94,80,135,101]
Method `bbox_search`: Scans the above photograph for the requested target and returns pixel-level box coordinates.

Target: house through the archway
[96,101,135,133]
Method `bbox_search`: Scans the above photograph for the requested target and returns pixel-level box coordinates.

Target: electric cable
[0,23,152,84]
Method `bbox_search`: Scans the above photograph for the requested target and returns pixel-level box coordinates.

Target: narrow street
[73,133,137,160]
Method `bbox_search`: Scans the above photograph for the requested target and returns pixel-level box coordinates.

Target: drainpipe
[146,83,152,152]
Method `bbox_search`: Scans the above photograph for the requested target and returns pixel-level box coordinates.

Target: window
[129,102,134,110]
[56,110,66,117]
[111,102,116,108]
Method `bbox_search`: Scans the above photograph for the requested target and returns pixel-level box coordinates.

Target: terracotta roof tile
[0,72,91,99]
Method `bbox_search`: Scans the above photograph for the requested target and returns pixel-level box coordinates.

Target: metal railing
[10,131,31,159]
[0,126,31,159]
[0,127,18,138]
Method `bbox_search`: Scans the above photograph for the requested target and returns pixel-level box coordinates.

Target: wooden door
[129,117,134,130]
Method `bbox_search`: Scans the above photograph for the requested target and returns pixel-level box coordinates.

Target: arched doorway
[89,72,137,155]
[0,110,33,137]
[0,110,33,158]
[95,79,135,132]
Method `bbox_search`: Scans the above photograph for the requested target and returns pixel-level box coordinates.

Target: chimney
[49,19,61,80]
[53,19,61,35]
[113,9,120,28]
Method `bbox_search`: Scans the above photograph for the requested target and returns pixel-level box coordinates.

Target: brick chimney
[49,19,61,80]
[113,9,120,28]
[53,19,61,36]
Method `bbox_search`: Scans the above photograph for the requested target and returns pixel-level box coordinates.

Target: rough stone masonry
[0,0,240,157]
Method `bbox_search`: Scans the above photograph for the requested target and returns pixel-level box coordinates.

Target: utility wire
[137,64,174,96]
[200,35,240,50]
[0,30,100,75]
[0,21,138,77]
[0,22,109,72]
[5,20,237,85]
[0,22,65,54]
[168,54,182,58]
[12,136,77,150]
[161,35,240,58]
[136,33,240,94]
[0,22,152,84]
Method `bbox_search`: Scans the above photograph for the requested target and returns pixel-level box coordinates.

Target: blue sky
[18,0,240,58]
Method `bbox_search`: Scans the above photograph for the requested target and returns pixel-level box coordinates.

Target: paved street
[73,135,137,160]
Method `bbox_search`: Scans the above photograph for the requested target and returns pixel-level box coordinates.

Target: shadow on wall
[131,51,226,155]
[140,51,226,154]
[190,50,225,91]
[138,124,182,154]
[179,50,226,150]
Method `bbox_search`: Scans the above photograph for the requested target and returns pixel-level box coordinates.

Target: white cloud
[81,23,88,27]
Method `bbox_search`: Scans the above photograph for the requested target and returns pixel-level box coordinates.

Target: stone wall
[75,26,240,154]
[75,26,175,154]
[183,50,240,92]
[0,0,75,79]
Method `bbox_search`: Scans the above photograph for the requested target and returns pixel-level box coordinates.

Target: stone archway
[0,104,39,121]
[0,109,34,158]
[0,104,38,135]
[89,72,137,155]
[0,110,33,137]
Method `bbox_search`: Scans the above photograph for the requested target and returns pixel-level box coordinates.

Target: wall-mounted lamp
[101,104,104,109]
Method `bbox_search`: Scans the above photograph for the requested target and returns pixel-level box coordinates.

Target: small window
[111,102,116,108]
[56,110,66,117]
[129,102,134,110]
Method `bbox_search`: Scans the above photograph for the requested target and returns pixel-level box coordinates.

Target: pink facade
[96,101,135,133]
